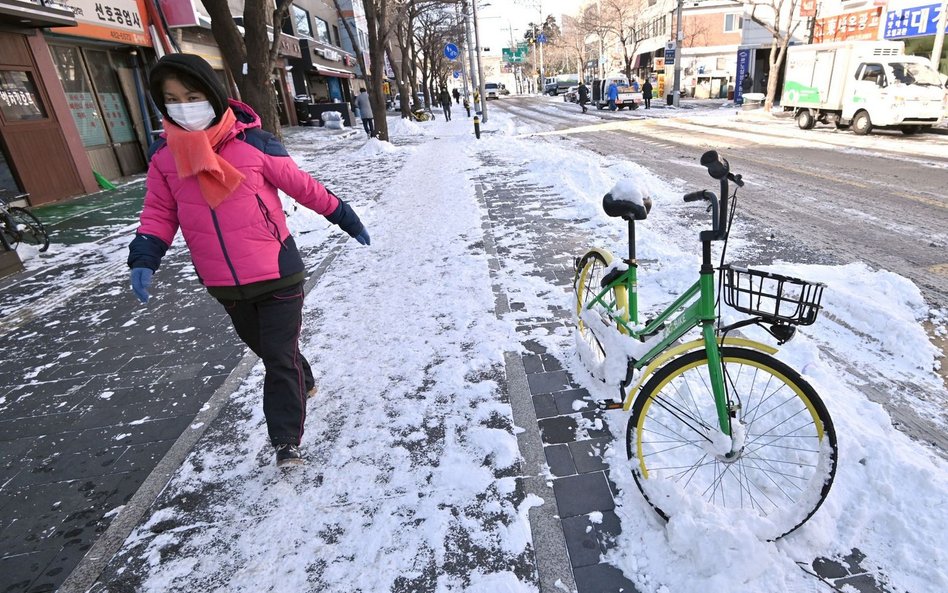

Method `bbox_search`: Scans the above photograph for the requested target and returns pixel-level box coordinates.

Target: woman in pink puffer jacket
[128,54,369,468]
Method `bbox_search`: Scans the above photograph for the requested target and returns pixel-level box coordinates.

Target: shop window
[50,45,107,147]
[293,5,312,38]
[86,50,135,144]
[314,17,331,44]
[0,70,48,122]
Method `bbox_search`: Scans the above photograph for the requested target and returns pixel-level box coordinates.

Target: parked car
[390,91,426,111]
[564,86,579,102]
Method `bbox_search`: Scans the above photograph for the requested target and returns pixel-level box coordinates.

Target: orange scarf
[165,108,245,209]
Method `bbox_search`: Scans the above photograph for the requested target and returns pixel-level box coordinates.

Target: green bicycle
[573,150,837,540]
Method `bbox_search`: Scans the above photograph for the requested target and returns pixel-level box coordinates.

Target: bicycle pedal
[597,399,624,411]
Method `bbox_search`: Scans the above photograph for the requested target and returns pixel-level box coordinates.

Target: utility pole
[456,2,470,101]
[472,0,487,122]
[933,0,947,73]
[462,1,478,94]
[673,0,683,107]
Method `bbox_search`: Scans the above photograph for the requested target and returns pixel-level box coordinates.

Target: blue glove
[130,268,153,303]
[354,228,370,246]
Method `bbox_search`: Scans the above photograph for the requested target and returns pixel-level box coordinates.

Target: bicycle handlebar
[682,150,743,242]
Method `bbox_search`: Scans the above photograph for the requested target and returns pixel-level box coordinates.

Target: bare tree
[331,0,369,88]
[200,0,293,135]
[559,15,590,82]
[364,0,398,140]
[748,0,802,110]
[601,0,646,83]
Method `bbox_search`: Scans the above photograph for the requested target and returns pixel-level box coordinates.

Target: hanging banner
[813,8,882,43]
[734,48,751,105]
[50,0,152,46]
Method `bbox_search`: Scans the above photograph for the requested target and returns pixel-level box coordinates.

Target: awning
[0,0,77,28]
[634,37,668,59]
[315,65,355,79]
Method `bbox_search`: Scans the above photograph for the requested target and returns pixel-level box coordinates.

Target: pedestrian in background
[741,73,753,95]
[355,88,375,137]
[607,81,619,111]
[128,54,370,468]
[578,81,589,113]
[463,96,471,117]
[642,79,652,109]
[452,88,460,104]
[439,88,453,121]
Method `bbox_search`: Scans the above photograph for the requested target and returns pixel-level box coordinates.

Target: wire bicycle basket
[721,265,825,326]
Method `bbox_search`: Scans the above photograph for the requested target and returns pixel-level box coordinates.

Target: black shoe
[275,444,303,467]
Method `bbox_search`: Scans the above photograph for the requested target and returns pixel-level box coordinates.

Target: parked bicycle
[573,150,836,540]
[1,191,49,252]
[408,107,433,122]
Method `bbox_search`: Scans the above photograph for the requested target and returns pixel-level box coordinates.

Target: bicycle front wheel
[9,207,49,252]
[627,347,837,540]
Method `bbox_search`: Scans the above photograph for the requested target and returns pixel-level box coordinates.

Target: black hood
[149,53,229,125]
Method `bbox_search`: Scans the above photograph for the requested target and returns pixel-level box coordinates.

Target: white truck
[592,76,642,110]
[782,40,946,135]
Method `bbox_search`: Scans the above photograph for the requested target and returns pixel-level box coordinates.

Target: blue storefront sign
[884,3,946,38]
[734,48,751,105]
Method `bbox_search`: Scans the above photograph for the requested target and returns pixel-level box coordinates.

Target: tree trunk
[364,0,390,140]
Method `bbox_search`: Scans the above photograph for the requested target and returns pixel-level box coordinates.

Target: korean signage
[0,71,48,122]
[800,0,817,17]
[51,0,152,46]
[813,8,881,43]
[885,3,947,39]
[502,47,528,63]
[734,48,751,105]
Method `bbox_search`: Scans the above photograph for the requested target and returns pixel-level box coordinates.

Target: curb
[56,236,348,593]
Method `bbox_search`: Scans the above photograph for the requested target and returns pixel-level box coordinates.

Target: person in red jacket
[128,54,369,468]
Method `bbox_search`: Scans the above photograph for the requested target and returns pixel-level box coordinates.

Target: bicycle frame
[583,166,737,434]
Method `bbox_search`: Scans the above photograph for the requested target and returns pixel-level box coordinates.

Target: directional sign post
[444,43,460,61]
[536,33,547,44]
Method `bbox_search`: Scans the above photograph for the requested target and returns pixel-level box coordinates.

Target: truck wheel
[796,110,815,130]
[852,111,872,135]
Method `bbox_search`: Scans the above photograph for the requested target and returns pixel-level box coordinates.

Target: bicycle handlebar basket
[721,265,825,326]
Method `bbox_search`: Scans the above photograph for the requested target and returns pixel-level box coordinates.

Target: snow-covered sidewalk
[85,110,948,593]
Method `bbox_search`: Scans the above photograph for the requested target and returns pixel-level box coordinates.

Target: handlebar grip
[683,190,710,202]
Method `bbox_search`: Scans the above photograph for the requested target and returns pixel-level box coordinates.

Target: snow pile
[386,115,427,137]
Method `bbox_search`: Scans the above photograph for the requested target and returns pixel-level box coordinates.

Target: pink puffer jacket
[131,101,342,287]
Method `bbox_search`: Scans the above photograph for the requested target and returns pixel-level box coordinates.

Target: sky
[477,0,587,52]
[11,101,948,592]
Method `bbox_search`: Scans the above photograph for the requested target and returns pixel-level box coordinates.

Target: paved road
[495,97,948,310]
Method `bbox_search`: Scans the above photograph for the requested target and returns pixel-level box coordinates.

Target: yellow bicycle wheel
[627,346,837,539]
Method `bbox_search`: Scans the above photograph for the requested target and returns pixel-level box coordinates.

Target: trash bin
[294,96,313,126]
[667,93,673,105]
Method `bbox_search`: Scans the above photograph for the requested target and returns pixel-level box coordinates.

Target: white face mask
[166,101,216,131]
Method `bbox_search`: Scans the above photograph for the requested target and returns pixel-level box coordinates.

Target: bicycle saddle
[602,190,653,221]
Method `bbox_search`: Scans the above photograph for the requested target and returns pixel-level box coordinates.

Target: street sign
[453,70,461,79]
[664,47,675,65]
[502,46,527,63]
[444,43,460,60]
[536,33,547,44]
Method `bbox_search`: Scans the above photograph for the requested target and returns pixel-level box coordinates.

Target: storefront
[293,39,357,106]
[0,3,99,204]
[47,0,156,182]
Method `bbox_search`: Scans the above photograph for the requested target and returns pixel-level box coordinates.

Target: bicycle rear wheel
[573,250,626,380]
[8,207,49,252]
[627,346,836,540]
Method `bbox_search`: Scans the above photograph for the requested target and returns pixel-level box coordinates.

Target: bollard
[473,115,481,139]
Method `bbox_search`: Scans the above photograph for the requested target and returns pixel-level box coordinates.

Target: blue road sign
[536,33,547,44]
[444,43,460,60]
[453,70,461,79]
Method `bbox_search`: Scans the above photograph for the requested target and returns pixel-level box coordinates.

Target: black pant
[363,117,375,136]
[580,99,587,113]
[219,283,314,446]
[643,97,651,109]
[443,104,452,121]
